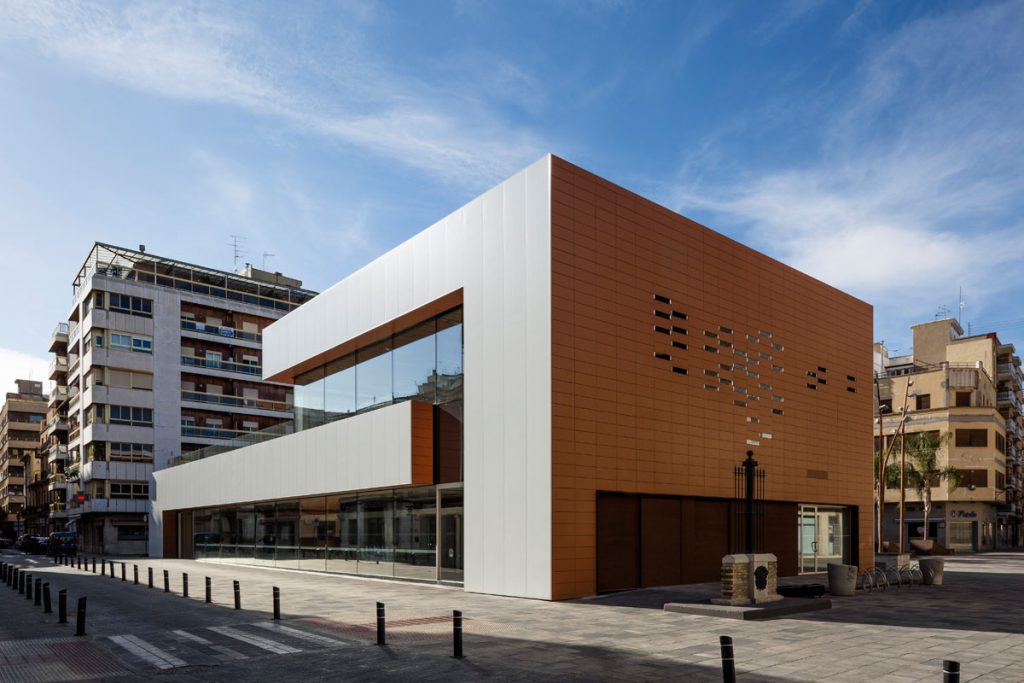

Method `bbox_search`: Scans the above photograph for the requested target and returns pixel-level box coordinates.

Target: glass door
[798,505,818,573]
[439,487,464,583]
[799,504,847,572]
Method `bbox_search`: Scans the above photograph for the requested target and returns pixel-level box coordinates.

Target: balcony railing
[48,356,68,378]
[49,385,68,404]
[181,425,266,440]
[180,390,291,412]
[181,356,261,376]
[181,318,262,343]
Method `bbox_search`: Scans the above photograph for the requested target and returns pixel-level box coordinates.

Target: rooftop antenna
[229,235,247,271]
[262,252,274,270]
[936,305,951,319]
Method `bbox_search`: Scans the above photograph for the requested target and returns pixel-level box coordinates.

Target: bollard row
[0,560,85,635]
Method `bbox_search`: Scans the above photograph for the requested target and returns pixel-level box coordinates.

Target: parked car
[49,531,77,556]
[16,534,39,552]
[33,536,50,554]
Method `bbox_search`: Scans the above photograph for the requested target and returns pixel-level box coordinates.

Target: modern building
[0,379,47,536]
[52,243,316,554]
[875,319,1023,552]
[153,155,873,600]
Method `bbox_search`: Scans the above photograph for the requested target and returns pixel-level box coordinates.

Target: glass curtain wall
[190,486,453,581]
[292,307,462,434]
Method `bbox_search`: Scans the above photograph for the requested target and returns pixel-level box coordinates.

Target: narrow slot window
[734,349,747,357]
[734,400,747,407]
[672,366,687,375]
[704,384,719,391]
[759,352,772,361]
[654,294,672,305]
[746,371,760,379]
[772,408,784,416]
[704,331,719,339]
[720,340,733,348]
[772,395,784,403]
[760,432,773,439]
[704,369,719,377]
[759,383,772,391]
[672,311,688,320]
[806,370,817,377]
[759,330,773,338]
[672,326,688,335]
[719,326,733,334]
[818,378,827,385]
[654,352,671,361]
[654,325,670,335]
[771,342,785,351]
[734,386,747,394]
[847,387,857,393]
[746,439,760,446]
[807,383,817,390]
[746,334,758,343]
[720,377,733,386]
[672,341,688,350]
[772,365,784,372]
[818,366,828,373]
[746,416,760,424]
[654,310,671,320]
[704,345,719,353]
[719,363,732,371]
[847,375,856,382]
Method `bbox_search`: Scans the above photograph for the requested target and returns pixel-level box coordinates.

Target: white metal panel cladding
[152,400,414,512]
[258,156,553,599]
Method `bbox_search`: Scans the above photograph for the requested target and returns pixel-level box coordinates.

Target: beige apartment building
[875,319,1023,552]
[0,380,48,537]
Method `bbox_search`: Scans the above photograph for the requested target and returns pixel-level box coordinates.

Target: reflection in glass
[394,487,437,580]
[356,340,392,412]
[299,496,327,571]
[439,488,464,582]
[294,366,325,431]
[255,503,277,565]
[236,506,256,564]
[327,495,359,574]
[436,311,463,404]
[392,320,436,403]
[324,355,356,423]
[193,509,214,558]
[357,494,394,576]
[275,500,300,569]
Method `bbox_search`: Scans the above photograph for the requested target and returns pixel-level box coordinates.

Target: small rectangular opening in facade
[654,310,671,320]
[672,341,688,350]
[672,366,687,375]
[672,311,688,320]
[654,352,671,361]
[654,294,672,305]
[654,325,670,335]
[704,345,719,353]
[772,408,784,416]
[672,326,688,335]
[807,383,817,390]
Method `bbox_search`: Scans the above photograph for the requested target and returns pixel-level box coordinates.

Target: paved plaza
[2,549,1023,682]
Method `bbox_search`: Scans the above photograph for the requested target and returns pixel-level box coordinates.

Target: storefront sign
[950,510,977,519]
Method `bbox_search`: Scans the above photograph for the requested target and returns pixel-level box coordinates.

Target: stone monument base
[710,553,783,606]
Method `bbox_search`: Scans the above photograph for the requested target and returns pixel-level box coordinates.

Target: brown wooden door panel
[684,499,731,583]
[596,493,639,593]
[764,501,798,577]
[640,497,682,587]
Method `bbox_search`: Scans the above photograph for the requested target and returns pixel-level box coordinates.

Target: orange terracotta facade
[549,157,874,600]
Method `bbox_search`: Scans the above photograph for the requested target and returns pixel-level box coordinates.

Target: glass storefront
[798,504,851,573]
[191,485,464,584]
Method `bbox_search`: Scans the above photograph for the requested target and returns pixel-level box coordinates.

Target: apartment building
[40,323,72,535]
[153,155,873,600]
[53,243,316,555]
[875,318,1024,552]
[0,379,47,536]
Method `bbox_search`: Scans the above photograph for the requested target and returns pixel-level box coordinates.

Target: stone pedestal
[874,552,910,571]
[711,553,783,606]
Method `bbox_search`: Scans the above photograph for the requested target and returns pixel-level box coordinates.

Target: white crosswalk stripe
[172,629,249,660]
[207,625,303,654]
[252,621,348,647]
[109,634,189,669]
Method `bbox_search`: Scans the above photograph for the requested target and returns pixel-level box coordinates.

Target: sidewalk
[3,550,1024,681]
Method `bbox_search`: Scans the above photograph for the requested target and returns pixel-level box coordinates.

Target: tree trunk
[922,488,931,542]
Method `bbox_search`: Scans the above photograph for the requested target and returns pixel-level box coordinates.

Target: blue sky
[1,0,1023,390]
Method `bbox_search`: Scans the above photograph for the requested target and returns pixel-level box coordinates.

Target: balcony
[48,355,68,380]
[50,502,68,518]
[82,459,152,484]
[47,474,68,492]
[49,322,69,353]
[180,389,291,414]
[46,413,69,433]
[181,424,261,440]
[49,384,68,406]
[180,318,262,343]
[49,445,69,461]
[997,390,1021,409]
[181,355,261,376]
[74,498,149,515]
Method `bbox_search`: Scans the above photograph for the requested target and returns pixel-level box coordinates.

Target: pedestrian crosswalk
[106,621,348,671]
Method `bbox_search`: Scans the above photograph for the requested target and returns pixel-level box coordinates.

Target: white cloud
[0,1,545,187]
[671,0,1024,343]
[0,348,50,397]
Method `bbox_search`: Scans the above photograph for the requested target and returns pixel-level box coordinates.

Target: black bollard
[121,563,126,582]
[25,573,32,600]
[183,573,189,598]
[148,567,153,588]
[944,660,961,683]
[43,582,52,613]
[109,561,116,579]
[205,577,211,604]
[76,597,87,636]
[18,570,26,594]
[91,557,96,573]
[233,580,241,610]
[376,602,386,646]
[453,610,464,659]
[134,565,139,585]
[163,570,169,593]
[101,559,106,576]
[273,586,280,620]
[58,589,67,624]
[720,635,737,683]
[34,578,42,606]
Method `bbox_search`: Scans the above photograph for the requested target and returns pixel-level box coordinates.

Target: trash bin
[827,563,858,596]
[919,557,945,586]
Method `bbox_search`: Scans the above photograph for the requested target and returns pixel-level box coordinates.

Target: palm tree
[902,432,963,541]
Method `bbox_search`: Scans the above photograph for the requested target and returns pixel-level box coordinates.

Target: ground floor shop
[168,484,464,584]
[74,514,149,555]
[881,501,1021,552]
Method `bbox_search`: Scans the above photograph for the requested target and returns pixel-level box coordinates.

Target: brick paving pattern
[2,549,1023,681]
